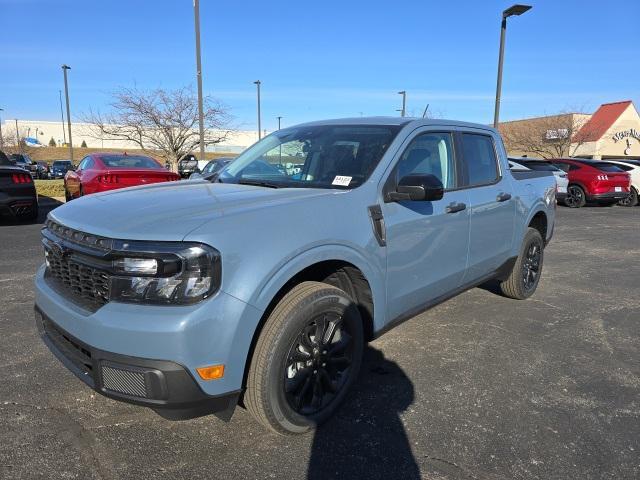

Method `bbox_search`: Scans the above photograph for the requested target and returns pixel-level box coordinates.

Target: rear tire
[245,281,364,435]
[618,187,638,207]
[499,228,544,300]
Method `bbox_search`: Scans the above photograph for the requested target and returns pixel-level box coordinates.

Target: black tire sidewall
[265,290,363,433]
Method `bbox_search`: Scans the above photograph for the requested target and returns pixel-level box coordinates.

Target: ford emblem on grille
[49,240,68,258]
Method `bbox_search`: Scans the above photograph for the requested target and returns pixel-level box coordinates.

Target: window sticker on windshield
[332,175,352,186]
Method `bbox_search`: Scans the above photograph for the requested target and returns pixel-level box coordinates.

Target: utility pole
[277,116,282,130]
[0,108,4,149]
[254,80,262,139]
[61,64,73,162]
[193,0,206,161]
[59,90,66,145]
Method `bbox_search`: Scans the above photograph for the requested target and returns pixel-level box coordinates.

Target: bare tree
[499,107,604,159]
[83,86,233,168]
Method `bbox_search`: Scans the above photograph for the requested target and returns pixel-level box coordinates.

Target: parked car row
[509,157,637,208]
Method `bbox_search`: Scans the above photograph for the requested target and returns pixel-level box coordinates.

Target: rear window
[0,151,11,166]
[461,133,499,186]
[583,162,625,173]
[519,161,561,172]
[100,155,160,169]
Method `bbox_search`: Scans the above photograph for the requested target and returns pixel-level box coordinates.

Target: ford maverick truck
[35,118,556,434]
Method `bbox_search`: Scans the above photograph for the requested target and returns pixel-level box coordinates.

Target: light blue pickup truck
[35,117,556,434]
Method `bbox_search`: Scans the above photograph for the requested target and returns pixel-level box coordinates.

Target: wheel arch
[241,248,383,393]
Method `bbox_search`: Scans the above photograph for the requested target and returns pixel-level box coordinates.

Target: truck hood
[49,181,337,241]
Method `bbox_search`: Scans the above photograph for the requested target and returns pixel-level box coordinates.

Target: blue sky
[1,0,638,131]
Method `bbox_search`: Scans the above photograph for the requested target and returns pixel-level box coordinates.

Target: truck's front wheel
[245,281,363,435]
[499,227,544,300]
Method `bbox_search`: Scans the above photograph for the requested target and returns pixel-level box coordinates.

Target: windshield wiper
[237,178,281,189]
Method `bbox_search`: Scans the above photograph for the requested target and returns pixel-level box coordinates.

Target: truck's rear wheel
[245,281,363,435]
[499,227,544,300]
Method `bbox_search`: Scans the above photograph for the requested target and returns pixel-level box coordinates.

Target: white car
[509,158,569,203]
[602,159,640,206]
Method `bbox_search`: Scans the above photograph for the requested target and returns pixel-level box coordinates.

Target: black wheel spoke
[329,332,352,356]
[319,369,337,393]
[290,347,311,363]
[285,367,311,394]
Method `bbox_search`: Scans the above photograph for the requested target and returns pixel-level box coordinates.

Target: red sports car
[64,153,179,200]
[549,158,631,208]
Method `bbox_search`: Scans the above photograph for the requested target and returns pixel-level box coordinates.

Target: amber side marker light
[197,364,225,380]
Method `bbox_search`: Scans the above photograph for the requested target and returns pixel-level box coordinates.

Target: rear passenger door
[458,130,515,282]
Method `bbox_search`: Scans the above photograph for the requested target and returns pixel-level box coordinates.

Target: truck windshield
[218,124,402,189]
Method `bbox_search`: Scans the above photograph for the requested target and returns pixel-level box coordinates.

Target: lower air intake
[101,365,148,398]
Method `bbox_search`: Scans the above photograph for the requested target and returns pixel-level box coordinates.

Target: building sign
[612,128,640,155]
[612,128,640,143]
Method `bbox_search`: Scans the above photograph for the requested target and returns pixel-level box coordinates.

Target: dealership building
[499,100,640,160]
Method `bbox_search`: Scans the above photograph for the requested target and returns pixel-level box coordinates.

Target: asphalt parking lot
[0,205,639,480]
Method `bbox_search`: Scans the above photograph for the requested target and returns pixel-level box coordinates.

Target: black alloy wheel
[565,185,586,208]
[284,312,354,415]
[618,187,638,207]
[522,241,542,292]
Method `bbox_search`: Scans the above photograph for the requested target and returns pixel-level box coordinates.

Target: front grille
[47,248,110,307]
[101,366,148,398]
[43,219,112,309]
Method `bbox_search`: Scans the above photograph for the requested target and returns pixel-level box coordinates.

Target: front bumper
[34,264,265,418]
[35,307,239,420]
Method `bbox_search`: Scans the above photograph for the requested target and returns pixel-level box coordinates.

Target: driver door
[381,130,470,321]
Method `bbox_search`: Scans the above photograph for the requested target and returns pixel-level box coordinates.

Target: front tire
[564,185,586,208]
[499,227,544,300]
[245,281,364,435]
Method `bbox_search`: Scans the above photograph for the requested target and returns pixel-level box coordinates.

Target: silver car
[509,158,568,203]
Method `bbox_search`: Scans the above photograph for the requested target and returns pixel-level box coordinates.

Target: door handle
[446,202,466,214]
[496,192,512,202]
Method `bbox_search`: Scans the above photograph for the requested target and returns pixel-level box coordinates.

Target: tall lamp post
[0,108,4,149]
[254,80,262,140]
[58,90,66,145]
[193,0,206,162]
[397,91,407,117]
[493,4,532,128]
[61,64,73,162]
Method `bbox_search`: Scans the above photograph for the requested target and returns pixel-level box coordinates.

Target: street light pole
[59,90,66,145]
[61,64,73,162]
[254,80,262,140]
[277,116,282,130]
[193,0,206,161]
[493,4,532,128]
[0,108,4,149]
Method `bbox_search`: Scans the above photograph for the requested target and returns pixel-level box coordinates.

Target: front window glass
[393,132,456,189]
[218,124,402,189]
[100,155,161,169]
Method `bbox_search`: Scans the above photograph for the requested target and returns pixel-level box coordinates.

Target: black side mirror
[387,174,444,202]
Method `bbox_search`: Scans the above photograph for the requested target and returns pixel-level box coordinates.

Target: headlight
[109,241,221,305]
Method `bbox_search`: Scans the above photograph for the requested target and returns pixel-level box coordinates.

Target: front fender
[250,243,387,332]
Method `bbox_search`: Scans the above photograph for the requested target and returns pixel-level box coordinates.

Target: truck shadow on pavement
[307,346,420,480]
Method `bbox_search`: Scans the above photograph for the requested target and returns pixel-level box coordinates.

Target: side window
[393,132,456,189]
[552,162,569,172]
[569,164,581,171]
[84,158,94,169]
[460,133,499,186]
